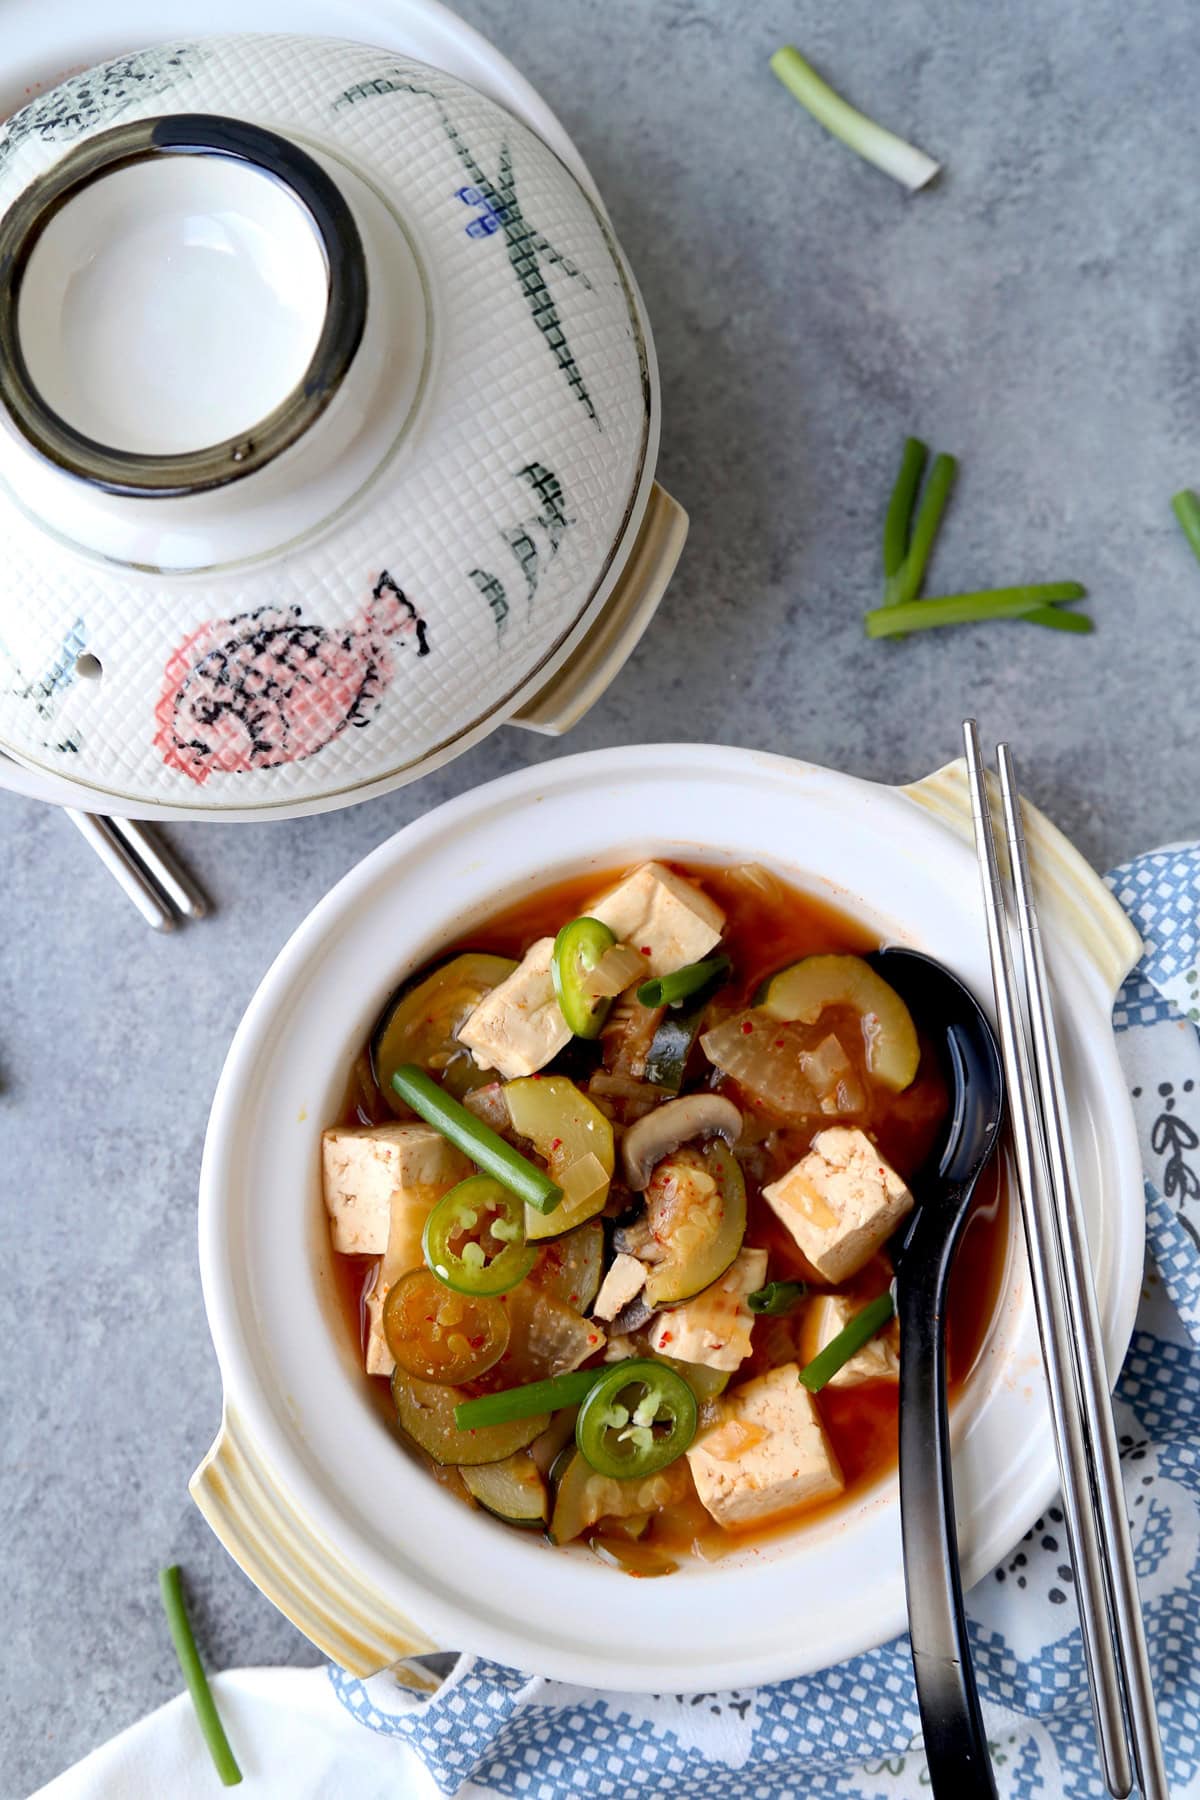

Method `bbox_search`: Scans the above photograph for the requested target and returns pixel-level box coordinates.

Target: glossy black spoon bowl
[869,947,1006,1800]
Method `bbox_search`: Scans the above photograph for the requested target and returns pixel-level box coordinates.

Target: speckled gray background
[3,0,1198,1792]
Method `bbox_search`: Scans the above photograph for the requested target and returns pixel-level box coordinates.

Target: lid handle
[510,482,688,735]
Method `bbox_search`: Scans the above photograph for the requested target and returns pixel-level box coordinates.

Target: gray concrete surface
[3,0,1199,1791]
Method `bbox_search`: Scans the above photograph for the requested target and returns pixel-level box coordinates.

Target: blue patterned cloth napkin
[330,847,1200,1800]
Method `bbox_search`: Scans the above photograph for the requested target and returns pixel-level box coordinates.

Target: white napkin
[27,1667,446,1800]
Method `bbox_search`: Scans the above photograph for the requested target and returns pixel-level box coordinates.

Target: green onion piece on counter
[454,1366,606,1430]
[1021,606,1095,633]
[1172,489,1200,566]
[799,1290,896,1393]
[882,437,928,581]
[748,1279,808,1317]
[637,954,731,1010]
[884,452,958,608]
[770,46,941,192]
[158,1566,242,1787]
[391,1064,563,1214]
[864,583,1088,639]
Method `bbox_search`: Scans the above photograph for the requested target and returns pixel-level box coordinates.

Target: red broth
[331,860,1008,1561]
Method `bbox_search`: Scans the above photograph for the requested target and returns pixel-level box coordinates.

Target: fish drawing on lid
[155,573,429,785]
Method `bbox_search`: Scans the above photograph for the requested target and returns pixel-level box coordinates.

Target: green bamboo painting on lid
[334,74,599,424]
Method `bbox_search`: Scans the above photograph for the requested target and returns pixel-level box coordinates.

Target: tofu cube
[762,1127,913,1283]
[364,1283,397,1376]
[806,1293,900,1388]
[591,862,724,980]
[592,1252,647,1322]
[687,1363,844,1529]
[323,1124,471,1377]
[647,1247,768,1371]
[457,937,570,1079]
[458,866,723,1077]
[323,1121,468,1255]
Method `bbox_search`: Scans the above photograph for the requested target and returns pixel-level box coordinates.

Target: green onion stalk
[770,47,941,191]
[159,1566,242,1787]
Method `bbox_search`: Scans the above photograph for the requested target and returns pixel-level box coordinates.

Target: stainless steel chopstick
[63,809,209,930]
[962,722,1134,1800]
[998,743,1168,1800]
[65,808,175,932]
[107,816,208,920]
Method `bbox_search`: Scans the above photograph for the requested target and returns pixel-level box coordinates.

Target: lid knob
[0,113,368,496]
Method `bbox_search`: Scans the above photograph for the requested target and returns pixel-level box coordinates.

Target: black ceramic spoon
[870,948,1005,1800]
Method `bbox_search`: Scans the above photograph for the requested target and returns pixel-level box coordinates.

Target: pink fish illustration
[154,573,429,785]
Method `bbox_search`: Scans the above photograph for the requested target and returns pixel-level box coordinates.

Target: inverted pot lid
[0,34,652,811]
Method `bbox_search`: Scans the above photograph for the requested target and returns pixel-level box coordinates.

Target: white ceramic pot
[0,34,683,820]
[192,744,1144,1690]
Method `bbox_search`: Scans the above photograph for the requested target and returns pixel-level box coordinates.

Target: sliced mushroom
[611,1293,656,1334]
[620,1093,743,1191]
[612,1207,653,1258]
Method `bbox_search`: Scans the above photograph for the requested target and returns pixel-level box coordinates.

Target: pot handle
[901,759,1142,1006]
[190,1404,441,1682]
[510,482,688,735]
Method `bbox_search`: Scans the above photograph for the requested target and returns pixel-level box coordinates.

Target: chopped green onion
[748,1279,808,1317]
[392,1064,562,1214]
[454,1366,605,1430]
[865,583,1087,639]
[882,437,928,580]
[884,453,958,608]
[770,46,940,192]
[1172,489,1200,566]
[637,955,731,1010]
[158,1566,242,1787]
[799,1290,895,1392]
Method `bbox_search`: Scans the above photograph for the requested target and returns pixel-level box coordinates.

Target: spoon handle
[897,1184,998,1800]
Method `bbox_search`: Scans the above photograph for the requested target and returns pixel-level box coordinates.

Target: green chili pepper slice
[552,916,618,1038]
[422,1175,537,1296]
[575,1358,698,1479]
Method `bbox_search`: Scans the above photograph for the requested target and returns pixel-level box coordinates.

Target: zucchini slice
[461,1453,549,1526]
[530,1409,581,1478]
[644,965,731,1091]
[757,954,919,1092]
[642,1140,747,1308]
[530,1220,605,1312]
[589,1535,677,1576]
[549,1449,691,1545]
[505,1075,615,1241]
[547,1439,578,1494]
[391,1369,548,1466]
[371,952,518,1112]
[654,1354,731,1402]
